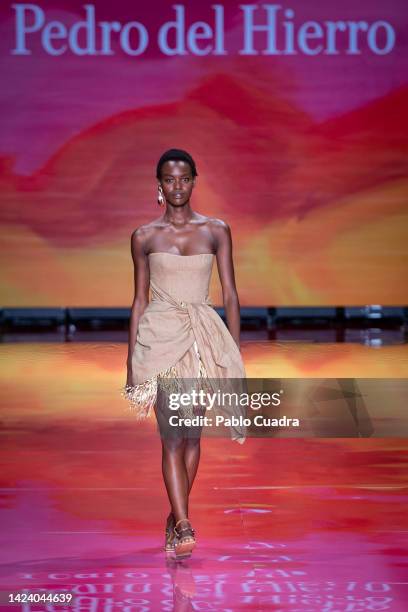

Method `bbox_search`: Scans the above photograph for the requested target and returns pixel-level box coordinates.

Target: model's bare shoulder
[207,217,232,242]
[131,223,155,258]
[208,217,230,230]
[131,225,147,249]
[131,218,164,252]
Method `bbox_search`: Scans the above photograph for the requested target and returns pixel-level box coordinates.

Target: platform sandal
[173,518,196,559]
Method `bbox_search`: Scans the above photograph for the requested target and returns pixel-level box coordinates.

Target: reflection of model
[122,149,246,559]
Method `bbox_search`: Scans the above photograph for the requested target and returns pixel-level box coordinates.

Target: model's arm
[214,221,241,350]
[126,228,149,386]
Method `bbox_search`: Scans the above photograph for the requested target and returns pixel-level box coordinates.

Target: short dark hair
[156,149,198,180]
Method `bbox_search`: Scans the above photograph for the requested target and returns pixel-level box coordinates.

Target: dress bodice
[148,253,214,304]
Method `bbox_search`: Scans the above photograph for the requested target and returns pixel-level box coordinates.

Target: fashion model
[122,148,246,560]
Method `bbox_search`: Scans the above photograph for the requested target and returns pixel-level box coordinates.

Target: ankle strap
[174,518,191,529]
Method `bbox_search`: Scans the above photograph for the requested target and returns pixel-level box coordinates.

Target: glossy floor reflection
[0,340,407,610]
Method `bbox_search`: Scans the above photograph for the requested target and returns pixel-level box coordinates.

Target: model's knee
[185,437,200,450]
[162,437,186,455]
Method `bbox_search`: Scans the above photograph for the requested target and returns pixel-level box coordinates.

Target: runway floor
[1,338,407,610]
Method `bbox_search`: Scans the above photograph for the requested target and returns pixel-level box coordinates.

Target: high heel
[173,518,196,559]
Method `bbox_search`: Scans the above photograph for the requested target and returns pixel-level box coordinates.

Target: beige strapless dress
[121,252,247,442]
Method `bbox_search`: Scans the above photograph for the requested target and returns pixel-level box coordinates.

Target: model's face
[159,160,195,206]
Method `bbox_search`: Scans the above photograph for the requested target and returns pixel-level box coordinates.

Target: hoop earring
[157,186,165,207]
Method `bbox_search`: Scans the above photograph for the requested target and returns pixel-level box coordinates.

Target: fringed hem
[121,340,209,420]
[120,363,179,420]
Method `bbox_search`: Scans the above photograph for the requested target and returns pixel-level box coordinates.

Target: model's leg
[161,436,189,522]
[155,387,190,524]
[156,385,198,557]
[183,437,201,515]
[169,432,202,557]
[162,436,200,559]
[164,436,200,540]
